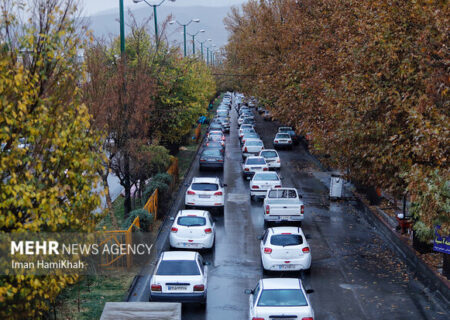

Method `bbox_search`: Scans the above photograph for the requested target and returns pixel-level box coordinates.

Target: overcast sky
[81,0,246,16]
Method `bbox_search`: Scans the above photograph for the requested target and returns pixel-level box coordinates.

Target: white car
[250,172,282,200]
[273,133,293,149]
[239,124,254,137]
[170,210,215,250]
[246,278,314,320]
[242,139,264,158]
[259,149,281,169]
[260,227,311,272]
[185,177,226,214]
[149,251,209,305]
[242,156,269,179]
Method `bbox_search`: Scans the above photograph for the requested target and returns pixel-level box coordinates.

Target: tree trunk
[123,154,132,218]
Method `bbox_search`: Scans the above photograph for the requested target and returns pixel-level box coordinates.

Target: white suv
[260,226,311,272]
[170,210,215,250]
[246,278,314,320]
[149,251,209,305]
[185,177,226,214]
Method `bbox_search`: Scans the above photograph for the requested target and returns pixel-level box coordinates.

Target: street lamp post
[187,30,205,56]
[169,18,200,57]
[198,39,207,60]
[132,0,176,49]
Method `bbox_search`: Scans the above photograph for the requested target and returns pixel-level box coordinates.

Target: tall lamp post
[187,30,205,56]
[169,18,200,57]
[198,39,208,60]
[132,0,176,49]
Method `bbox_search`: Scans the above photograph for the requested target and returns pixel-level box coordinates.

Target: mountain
[85,5,239,49]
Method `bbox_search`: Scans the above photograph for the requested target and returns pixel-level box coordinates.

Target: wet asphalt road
[132,101,449,319]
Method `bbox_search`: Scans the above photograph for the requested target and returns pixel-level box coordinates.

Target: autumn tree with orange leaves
[224,0,449,239]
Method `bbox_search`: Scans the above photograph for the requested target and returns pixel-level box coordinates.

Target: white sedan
[260,226,311,272]
[258,149,281,169]
[185,177,226,214]
[250,172,282,200]
[242,138,264,158]
[170,210,215,250]
[242,156,269,179]
[150,251,209,305]
[246,278,314,320]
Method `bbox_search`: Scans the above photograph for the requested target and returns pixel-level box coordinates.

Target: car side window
[253,283,261,306]
[197,256,204,274]
[262,230,269,244]
[208,213,214,226]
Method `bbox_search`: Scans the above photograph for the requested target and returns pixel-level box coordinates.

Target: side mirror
[298,194,303,199]
[306,289,314,294]
[280,177,284,180]
[305,234,311,240]
[204,261,211,266]
[169,217,175,222]
[257,235,263,240]
[244,289,253,295]
[184,183,189,187]
[223,183,228,187]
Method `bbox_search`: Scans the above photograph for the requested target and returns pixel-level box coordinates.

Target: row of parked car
[148,93,315,319]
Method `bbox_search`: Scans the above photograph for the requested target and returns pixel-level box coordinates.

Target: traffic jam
[149,93,315,320]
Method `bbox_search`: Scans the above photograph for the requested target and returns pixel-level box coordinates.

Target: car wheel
[298,221,302,227]
[263,220,270,229]
[250,195,255,202]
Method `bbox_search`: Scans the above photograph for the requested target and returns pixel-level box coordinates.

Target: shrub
[122,208,153,231]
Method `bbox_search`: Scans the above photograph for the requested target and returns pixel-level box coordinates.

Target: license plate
[199,195,210,198]
[168,285,187,291]
[183,242,199,248]
[266,160,274,163]
[280,216,290,221]
[272,318,295,320]
[278,265,296,270]
[251,167,260,170]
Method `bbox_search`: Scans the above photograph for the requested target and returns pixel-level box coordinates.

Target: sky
[81,0,247,16]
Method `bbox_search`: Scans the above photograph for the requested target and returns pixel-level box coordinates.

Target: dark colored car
[199,148,224,171]
[209,122,223,132]
[203,140,225,154]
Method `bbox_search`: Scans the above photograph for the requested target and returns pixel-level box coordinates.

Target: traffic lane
[182,105,261,319]
[256,114,447,319]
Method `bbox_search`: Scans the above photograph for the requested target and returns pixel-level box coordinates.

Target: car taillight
[151,284,162,291]
[171,227,178,233]
[187,190,195,195]
[244,147,248,152]
[277,159,281,163]
[264,247,272,254]
[200,159,206,162]
[263,167,268,171]
[222,136,225,141]
[204,228,212,234]
[193,284,205,291]
[275,185,281,188]
[275,140,279,143]
[244,168,250,171]
[214,191,223,196]
[252,318,265,320]
[302,318,313,320]
[301,205,304,214]
[265,205,270,214]
[252,185,259,189]
[302,247,310,253]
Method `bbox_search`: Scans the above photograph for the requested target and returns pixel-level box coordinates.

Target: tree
[0,0,104,317]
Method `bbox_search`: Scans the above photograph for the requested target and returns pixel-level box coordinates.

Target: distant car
[260,226,311,272]
[218,118,230,133]
[258,149,281,170]
[273,133,292,150]
[170,210,215,250]
[239,125,255,139]
[240,132,260,145]
[250,171,282,200]
[149,251,208,305]
[185,177,226,214]
[199,148,224,171]
[209,122,223,132]
[238,107,251,116]
[207,133,225,147]
[242,156,269,179]
[263,110,272,121]
[216,110,229,119]
[245,278,314,319]
[242,139,264,158]
[203,140,224,154]
[278,126,299,145]
[242,117,256,126]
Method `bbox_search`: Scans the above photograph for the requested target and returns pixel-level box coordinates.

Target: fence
[99,216,140,269]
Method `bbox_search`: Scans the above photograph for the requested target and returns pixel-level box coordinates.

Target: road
[131,99,449,319]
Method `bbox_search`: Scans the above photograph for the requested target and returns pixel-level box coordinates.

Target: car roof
[269,226,304,235]
[276,133,290,136]
[261,278,302,290]
[177,210,209,217]
[260,149,278,153]
[279,126,292,130]
[244,138,262,143]
[162,251,197,261]
[246,156,265,161]
[192,177,220,184]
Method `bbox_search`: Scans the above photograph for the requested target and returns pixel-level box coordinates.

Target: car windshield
[257,289,308,307]
[202,149,221,157]
[177,216,206,227]
[246,141,263,146]
[246,158,266,165]
[156,260,200,276]
[209,135,223,141]
[268,189,297,198]
[276,133,290,139]
[244,133,258,138]
[191,183,219,191]
[270,234,303,246]
[253,173,279,181]
[261,151,278,158]
[279,127,292,132]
